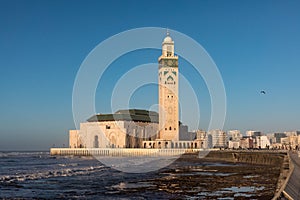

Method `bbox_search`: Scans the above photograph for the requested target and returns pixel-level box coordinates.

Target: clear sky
[1,0,300,150]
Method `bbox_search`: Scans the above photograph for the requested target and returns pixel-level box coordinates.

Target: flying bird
[260,90,266,94]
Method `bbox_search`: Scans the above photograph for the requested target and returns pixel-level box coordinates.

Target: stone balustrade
[50,148,200,157]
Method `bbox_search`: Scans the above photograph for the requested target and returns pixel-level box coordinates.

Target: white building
[266,133,276,144]
[284,131,300,137]
[69,32,199,149]
[196,130,208,149]
[228,141,240,149]
[246,130,261,137]
[227,130,242,141]
[254,136,270,149]
[69,109,159,148]
[208,129,227,148]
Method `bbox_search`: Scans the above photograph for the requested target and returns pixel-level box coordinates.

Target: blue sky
[1,0,300,150]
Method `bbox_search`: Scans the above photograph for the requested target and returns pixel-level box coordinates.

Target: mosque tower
[158,31,179,141]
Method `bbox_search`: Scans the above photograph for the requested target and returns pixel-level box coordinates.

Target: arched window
[94,135,99,148]
[167,46,172,57]
[169,126,172,130]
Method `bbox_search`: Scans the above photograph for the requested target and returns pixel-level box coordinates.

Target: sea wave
[0,151,49,158]
[0,165,105,183]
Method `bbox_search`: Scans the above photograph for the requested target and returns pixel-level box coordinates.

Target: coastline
[50,148,292,199]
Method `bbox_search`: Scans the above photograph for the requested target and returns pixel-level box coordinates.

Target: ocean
[0,151,278,199]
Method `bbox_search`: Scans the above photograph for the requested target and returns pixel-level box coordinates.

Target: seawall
[200,150,286,165]
[282,152,299,200]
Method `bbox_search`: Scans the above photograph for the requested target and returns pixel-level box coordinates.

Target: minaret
[158,31,179,141]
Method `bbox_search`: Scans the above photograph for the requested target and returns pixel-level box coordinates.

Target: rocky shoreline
[162,152,283,199]
[112,151,287,199]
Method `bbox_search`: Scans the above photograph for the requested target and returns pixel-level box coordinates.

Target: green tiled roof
[87,109,159,123]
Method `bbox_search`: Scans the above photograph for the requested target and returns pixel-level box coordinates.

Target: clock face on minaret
[158,32,179,141]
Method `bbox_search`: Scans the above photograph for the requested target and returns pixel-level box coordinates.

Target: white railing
[50,148,200,157]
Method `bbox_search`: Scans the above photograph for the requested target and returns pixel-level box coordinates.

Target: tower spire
[158,33,179,141]
[160,29,174,58]
[166,28,170,36]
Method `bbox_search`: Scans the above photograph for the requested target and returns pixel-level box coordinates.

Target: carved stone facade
[158,32,179,141]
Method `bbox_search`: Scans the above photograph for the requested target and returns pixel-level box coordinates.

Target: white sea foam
[0,165,105,183]
[58,163,79,167]
[0,151,48,157]
[110,182,156,190]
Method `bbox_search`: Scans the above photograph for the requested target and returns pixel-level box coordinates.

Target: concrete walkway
[284,152,300,199]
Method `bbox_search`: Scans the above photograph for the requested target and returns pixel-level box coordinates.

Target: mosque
[69,32,202,149]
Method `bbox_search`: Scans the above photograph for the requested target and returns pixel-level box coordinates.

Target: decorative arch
[93,135,99,148]
[109,132,117,148]
[167,75,174,81]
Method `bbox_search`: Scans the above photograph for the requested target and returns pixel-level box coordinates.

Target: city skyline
[1,0,300,150]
